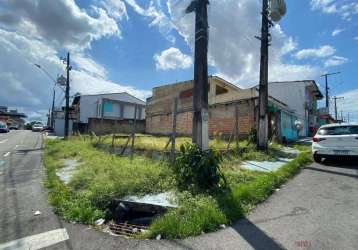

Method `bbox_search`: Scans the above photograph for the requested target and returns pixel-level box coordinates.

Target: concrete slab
[123,192,177,208]
[56,159,80,185]
[241,158,292,172]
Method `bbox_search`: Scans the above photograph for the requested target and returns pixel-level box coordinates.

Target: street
[0,131,357,250]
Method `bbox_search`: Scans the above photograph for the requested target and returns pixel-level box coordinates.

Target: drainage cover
[108,222,148,237]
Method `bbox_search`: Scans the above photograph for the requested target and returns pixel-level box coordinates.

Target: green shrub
[149,194,227,239]
[248,127,257,144]
[174,143,225,192]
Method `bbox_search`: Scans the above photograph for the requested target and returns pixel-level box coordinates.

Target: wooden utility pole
[333,96,344,121]
[321,72,341,114]
[257,0,270,151]
[187,0,210,150]
[64,52,71,139]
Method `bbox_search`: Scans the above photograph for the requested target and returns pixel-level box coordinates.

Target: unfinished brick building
[146,76,264,138]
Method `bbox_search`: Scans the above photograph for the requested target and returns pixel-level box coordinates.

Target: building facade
[146,76,297,141]
[0,106,27,129]
[267,80,323,137]
[71,92,146,134]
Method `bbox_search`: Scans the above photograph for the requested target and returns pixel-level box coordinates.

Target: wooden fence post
[111,134,115,153]
[235,104,240,154]
[170,97,178,164]
[130,104,137,160]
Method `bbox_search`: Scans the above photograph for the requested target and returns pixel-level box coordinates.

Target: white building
[71,92,146,133]
[267,80,323,137]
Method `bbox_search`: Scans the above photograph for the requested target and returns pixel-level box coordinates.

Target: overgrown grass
[44,138,175,224]
[148,151,312,239]
[44,136,312,239]
[98,134,232,152]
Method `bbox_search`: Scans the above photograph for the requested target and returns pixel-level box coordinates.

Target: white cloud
[0,0,120,51]
[100,0,128,21]
[72,54,108,79]
[166,0,322,86]
[331,28,344,36]
[324,56,348,67]
[336,89,358,122]
[71,70,151,101]
[154,47,192,70]
[310,0,358,20]
[294,45,336,59]
[124,0,173,41]
[0,0,149,121]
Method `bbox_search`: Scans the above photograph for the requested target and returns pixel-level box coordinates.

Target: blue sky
[0,0,357,121]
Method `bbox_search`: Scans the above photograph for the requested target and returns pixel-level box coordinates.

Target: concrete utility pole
[257,0,270,151]
[187,0,210,150]
[333,96,344,121]
[64,52,71,139]
[51,88,55,128]
[321,72,341,113]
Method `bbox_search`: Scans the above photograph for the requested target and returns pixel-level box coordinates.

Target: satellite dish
[269,0,286,22]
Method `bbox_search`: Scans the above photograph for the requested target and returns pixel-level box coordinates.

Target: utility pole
[341,110,344,122]
[257,0,270,151]
[51,88,55,128]
[64,52,71,139]
[347,112,350,123]
[187,0,209,150]
[321,72,341,114]
[333,96,344,121]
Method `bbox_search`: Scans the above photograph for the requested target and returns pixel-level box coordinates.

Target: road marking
[0,228,69,250]
[3,152,10,157]
[0,139,8,144]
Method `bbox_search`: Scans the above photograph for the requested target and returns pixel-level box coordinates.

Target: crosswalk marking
[0,228,69,250]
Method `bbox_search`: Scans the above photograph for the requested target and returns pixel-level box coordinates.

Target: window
[216,85,228,95]
[318,126,358,135]
[103,102,113,113]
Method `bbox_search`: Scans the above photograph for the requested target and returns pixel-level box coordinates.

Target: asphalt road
[0,131,357,250]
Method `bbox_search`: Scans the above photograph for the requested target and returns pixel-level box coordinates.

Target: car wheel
[313,154,322,163]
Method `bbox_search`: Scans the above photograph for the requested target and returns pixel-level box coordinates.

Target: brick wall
[88,118,145,135]
[146,99,256,138]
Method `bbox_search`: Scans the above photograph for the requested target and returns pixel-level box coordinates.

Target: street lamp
[269,0,287,22]
[33,63,66,129]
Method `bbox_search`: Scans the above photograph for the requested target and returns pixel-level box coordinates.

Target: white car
[32,122,44,132]
[312,123,358,163]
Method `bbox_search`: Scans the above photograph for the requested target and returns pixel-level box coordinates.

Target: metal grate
[108,222,148,237]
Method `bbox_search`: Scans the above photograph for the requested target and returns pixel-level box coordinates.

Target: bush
[174,143,225,192]
[149,194,227,239]
[248,127,257,144]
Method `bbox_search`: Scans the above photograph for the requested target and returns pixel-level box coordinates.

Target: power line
[320,72,341,113]
[332,96,344,121]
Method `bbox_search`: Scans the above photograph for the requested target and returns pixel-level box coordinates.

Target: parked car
[0,122,9,133]
[32,122,44,132]
[312,123,358,162]
[9,124,19,130]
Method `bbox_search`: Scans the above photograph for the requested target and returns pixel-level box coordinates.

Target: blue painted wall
[281,111,299,141]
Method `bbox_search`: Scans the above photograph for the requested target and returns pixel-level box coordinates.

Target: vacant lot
[44,136,312,239]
